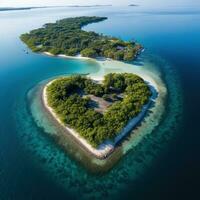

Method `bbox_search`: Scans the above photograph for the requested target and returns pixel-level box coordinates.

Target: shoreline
[42,56,159,159]
[43,51,111,61]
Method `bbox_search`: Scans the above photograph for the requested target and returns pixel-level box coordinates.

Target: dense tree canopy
[46,73,151,147]
[21,16,142,61]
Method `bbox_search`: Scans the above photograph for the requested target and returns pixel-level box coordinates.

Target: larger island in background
[20,16,142,61]
[0,5,112,12]
[0,7,46,11]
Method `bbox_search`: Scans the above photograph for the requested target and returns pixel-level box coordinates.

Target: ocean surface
[0,5,200,200]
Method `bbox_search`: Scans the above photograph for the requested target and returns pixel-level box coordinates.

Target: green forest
[46,73,151,147]
[21,16,142,61]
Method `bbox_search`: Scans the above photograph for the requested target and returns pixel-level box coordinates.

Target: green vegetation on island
[21,16,142,61]
[46,73,151,147]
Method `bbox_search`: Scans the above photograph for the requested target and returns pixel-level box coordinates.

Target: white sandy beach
[42,53,160,159]
[43,52,91,60]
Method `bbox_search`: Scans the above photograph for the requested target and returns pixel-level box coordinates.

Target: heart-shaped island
[43,73,152,159]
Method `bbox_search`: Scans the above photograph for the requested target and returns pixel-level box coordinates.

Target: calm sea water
[0,6,200,200]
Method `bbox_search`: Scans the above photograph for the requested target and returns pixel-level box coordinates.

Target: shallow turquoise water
[1,5,199,200]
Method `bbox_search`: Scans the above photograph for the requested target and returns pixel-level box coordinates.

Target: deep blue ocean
[0,5,200,200]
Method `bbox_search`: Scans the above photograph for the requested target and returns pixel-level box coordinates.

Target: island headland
[20,16,143,62]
